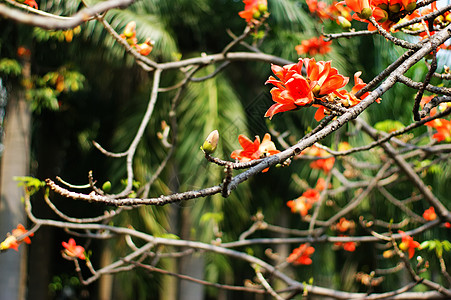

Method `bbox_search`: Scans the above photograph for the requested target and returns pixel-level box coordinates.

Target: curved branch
[0,0,135,30]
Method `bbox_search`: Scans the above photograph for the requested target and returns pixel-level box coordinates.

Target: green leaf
[0,58,22,76]
[435,242,443,257]
[443,240,451,252]
[156,233,180,240]
[420,241,430,249]
[14,176,45,195]
[200,212,224,225]
[374,120,405,133]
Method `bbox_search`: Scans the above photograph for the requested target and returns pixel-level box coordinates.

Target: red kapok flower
[335,217,355,232]
[18,0,38,9]
[120,21,138,46]
[287,198,312,216]
[398,231,420,259]
[287,189,320,216]
[12,224,33,244]
[306,0,331,19]
[62,238,86,260]
[420,95,436,115]
[344,0,372,19]
[0,236,19,251]
[304,58,349,97]
[315,177,326,191]
[0,224,33,251]
[17,46,31,58]
[334,236,357,252]
[425,119,451,142]
[135,38,154,56]
[343,241,357,251]
[238,0,268,22]
[328,1,353,22]
[231,133,280,172]
[287,244,315,265]
[314,71,378,122]
[311,156,335,173]
[423,206,437,221]
[295,37,332,57]
[301,145,335,173]
[265,58,348,119]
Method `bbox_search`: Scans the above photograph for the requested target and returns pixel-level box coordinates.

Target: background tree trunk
[0,68,32,300]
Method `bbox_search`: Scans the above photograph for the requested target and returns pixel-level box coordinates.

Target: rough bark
[0,79,31,300]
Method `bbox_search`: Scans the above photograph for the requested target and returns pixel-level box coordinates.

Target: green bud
[201,130,219,154]
[258,3,268,12]
[102,181,111,192]
[404,2,416,11]
[377,3,388,11]
[253,10,261,19]
[357,8,373,20]
[389,3,400,13]
[338,16,352,29]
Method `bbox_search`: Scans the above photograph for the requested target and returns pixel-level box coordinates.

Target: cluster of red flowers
[17,46,31,58]
[120,21,154,56]
[287,188,320,217]
[425,119,451,142]
[403,2,451,46]
[421,95,451,142]
[1,225,87,261]
[265,58,374,122]
[301,145,335,173]
[287,243,315,265]
[286,178,327,217]
[422,206,451,228]
[230,133,280,172]
[332,218,357,252]
[343,0,416,30]
[295,37,332,57]
[306,0,353,28]
[0,224,33,251]
[238,0,268,23]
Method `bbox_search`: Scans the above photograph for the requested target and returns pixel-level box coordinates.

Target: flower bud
[383,249,394,258]
[357,7,373,20]
[338,16,352,29]
[399,242,408,251]
[377,3,388,10]
[258,3,268,12]
[253,10,261,19]
[201,130,219,154]
[123,21,136,39]
[0,236,18,251]
[404,2,416,11]
[136,39,154,56]
[389,3,400,13]
[312,84,321,96]
[102,181,111,192]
